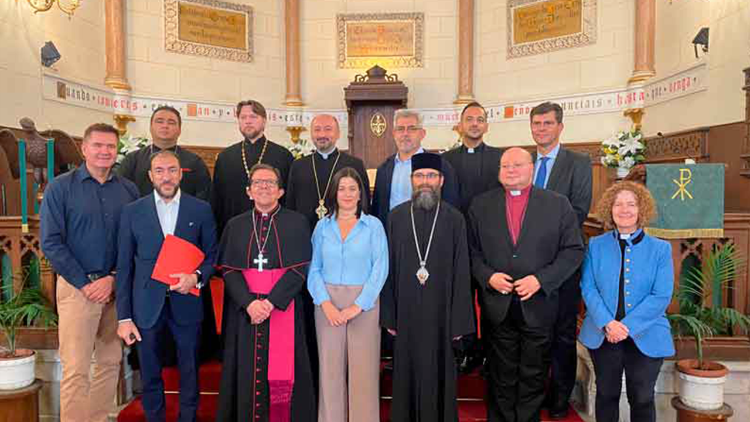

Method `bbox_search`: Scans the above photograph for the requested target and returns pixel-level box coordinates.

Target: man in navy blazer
[371,109,460,228]
[116,150,218,422]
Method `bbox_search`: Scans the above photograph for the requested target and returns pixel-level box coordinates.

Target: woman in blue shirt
[308,167,389,422]
[579,181,675,422]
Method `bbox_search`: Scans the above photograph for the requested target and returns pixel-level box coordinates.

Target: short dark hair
[83,123,119,142]
[248,163,282,188]
[151,105,182,127]
[236,100,267,119]
[148,149,182,170]
[461,101,487,119]
[530,102,563,124]
[325,167,368,219]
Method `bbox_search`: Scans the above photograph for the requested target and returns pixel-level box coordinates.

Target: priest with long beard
[381,152,475,422]
[215,163,315,422]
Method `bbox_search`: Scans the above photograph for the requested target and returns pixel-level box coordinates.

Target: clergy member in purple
[215,163,315,422]
[381,152,475,422]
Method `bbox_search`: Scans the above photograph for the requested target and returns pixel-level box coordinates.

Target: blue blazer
[579,230,675,358]
[116,193,218,329]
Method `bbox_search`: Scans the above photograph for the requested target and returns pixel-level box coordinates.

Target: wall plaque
[337,13,424,69]
[507,0,596,59]
[165,0,253,62]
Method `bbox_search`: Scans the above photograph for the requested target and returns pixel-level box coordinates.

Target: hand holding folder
[151,235,205,297]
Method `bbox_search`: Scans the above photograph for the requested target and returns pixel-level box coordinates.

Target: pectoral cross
[254,253,268,272]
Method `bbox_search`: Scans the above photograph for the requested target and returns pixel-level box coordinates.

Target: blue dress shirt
[307,213,389,311]
[579,229,676,358]
[41,165,139,289]
[533,143,560,189]
[389,147,425,210]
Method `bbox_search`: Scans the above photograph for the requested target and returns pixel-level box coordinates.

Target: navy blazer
[371,153,460,228]
[116,192,218,329]
[579,231,675,358]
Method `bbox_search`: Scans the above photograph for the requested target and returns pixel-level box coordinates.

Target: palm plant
[0,265,57,358]
[669,242,750,369]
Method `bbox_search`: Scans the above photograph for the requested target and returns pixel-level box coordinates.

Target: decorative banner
[165,0,253,63]
[507,0,597,59]
[41,62,706,128]
[337,13,424,69]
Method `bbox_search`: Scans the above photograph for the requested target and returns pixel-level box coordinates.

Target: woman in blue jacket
[307,167,389,422]
[579,181,675,422]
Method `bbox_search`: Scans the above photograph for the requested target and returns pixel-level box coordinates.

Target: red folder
[151,235,205,297]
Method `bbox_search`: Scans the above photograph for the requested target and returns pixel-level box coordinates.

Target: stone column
[284,0,304,106]
[455,0,475,104]
[104,0,131,90]
[629,0,656,84]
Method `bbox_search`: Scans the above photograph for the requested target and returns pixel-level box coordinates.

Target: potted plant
[668,243,750,410]
[0,267,58,390]
[600,128,646,179]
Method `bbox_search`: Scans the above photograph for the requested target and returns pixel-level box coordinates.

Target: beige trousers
[315,284,381,422]
[56,276,122,422]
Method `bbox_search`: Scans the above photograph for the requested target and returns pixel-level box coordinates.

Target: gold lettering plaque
[338,13,424,69]
[165,0,253,63]
[507,0,596,59]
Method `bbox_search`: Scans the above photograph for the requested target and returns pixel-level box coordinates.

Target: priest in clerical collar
[286,113,370,230]
[117,105,212,202]
[211,99,294,236]
[381,152,475,422]
[215,163,315,422]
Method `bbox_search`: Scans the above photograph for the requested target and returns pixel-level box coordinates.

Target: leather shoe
[548,399,570,420]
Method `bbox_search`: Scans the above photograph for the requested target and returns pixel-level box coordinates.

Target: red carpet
[118,361,584,422]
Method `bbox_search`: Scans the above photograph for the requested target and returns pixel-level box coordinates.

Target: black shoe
[548,399,570,420]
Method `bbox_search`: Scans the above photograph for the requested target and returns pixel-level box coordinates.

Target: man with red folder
[116,150,218,422]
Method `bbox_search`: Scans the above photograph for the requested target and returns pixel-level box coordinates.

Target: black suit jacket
[467,186,584,328]
[371,153,460,228]
[533,146,593,227]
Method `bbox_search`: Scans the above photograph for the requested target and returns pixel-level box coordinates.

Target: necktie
[534,157,549,188]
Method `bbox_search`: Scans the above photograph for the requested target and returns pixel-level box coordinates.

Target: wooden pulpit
[344,65,408,169]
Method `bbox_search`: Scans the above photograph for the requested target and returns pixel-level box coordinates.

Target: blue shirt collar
[394,147,425,164]
[75,164,115,183]
[538,142,561,160]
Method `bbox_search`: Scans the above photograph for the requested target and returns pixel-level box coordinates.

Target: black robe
[211,136,294,235]
[215,206,315,422]
[286,149,370,230]
[117,144,212,201]
[381,200,475,422]
[441,143,503,214]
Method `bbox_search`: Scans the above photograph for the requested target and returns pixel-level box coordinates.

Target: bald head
[310,114,340,153]
[499,147,534,190]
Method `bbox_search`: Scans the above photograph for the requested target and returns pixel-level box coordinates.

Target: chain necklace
[312,150,342,219]
[241,137,269,181]
[250,206,280,272]
[410,201,440,285]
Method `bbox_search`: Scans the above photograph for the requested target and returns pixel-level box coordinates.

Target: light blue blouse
[307,213,389,311]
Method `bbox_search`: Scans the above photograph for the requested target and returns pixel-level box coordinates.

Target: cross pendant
[315,202,327,219]
[254,253,268,272]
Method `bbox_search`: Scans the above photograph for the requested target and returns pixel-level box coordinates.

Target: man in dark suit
[468,147,584,422]
[529,102,592,419]
[116,150,218,422]
[371,109,460,228]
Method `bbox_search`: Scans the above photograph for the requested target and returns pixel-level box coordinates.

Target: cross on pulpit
[254,253,268,272]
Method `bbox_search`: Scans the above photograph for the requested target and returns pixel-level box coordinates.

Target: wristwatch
[194,269,204,289]
[87,272,112,282]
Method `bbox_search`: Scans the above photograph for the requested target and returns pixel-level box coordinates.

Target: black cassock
[215,206,315,422]
[286,149,370,230]
[211,136,294,235]
[381,201,475,422]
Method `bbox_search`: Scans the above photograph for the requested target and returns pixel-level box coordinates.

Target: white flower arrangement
[600,129,646,170]
[118,133,149,163]
[288,138,315,160]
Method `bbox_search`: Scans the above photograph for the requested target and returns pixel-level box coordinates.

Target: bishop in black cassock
[381,153,475,422]
[215,187,315,421]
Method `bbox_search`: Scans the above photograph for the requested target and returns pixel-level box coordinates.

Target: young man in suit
[468,148,584,422]
[116,150,218,422]
[529,102,593,419]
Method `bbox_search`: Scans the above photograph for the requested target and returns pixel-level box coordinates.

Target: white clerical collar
[317,148,337,160]
[509,190,522,196]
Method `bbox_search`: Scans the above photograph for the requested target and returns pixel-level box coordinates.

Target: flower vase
[616,166,631,179]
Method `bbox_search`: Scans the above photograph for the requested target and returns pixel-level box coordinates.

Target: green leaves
[0,273,57,357]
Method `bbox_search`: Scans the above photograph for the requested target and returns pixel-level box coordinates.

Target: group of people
[38,97,676,422]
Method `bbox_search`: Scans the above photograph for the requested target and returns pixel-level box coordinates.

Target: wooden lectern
[344,65,408,169]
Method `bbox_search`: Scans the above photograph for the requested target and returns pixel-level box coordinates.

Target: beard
[242,127,263,141]
[412,186,440,210]
[155,182,179,199]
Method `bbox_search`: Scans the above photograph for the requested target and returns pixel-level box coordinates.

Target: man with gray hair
[371,109,459,228]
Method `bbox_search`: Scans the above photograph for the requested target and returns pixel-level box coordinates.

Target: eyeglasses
[412,173,441,181]
[250,179,278,188]
[394,125,422,133]
[500,163,531,170]
[151,168,180,176]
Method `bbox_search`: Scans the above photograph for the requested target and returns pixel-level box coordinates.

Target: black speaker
[692,27,709,58]
[41,41,61,67]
